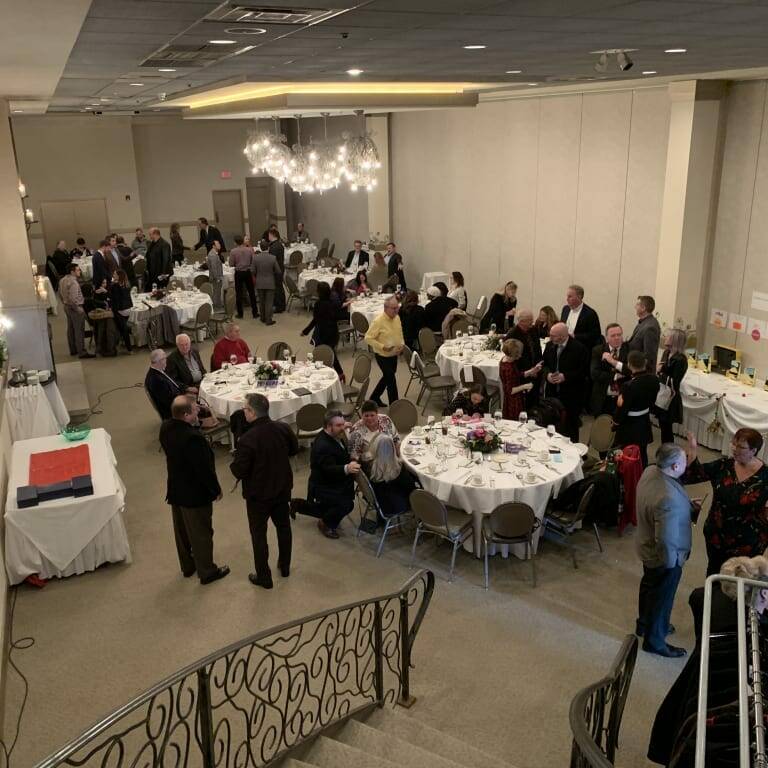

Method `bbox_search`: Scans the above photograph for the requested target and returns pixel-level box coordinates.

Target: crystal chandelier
[286,116,316,195]
[243,124,274,172]
[341,110,382,192]
[259,117,292,182]
[309,113,342,193]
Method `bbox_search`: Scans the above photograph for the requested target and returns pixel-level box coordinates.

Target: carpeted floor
[3,305,714,768]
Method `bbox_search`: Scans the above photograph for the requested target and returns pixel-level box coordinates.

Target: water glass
[490,323,496,334]
[455,408,464,418]
[230,354,238,366]
[547,424,556,437]
[307,352,314,364]
[468,325,475,336]
[247,355,254,365]
[519,411,528,426]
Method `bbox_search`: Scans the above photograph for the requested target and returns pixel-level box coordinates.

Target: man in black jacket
[560,284,602,352]
[423,283,457,332]
[506,308,543,407]
[268,229,286,313]
[194,217,226,252]
[145,227,173,288]
[145,349,184,419]
[345,240,369,271]
[230,394,299,588]
[542,323,588,443]
[165,333,207,393]
[159,396,229,584]
[294,410,360,538]
[590,323,630,415]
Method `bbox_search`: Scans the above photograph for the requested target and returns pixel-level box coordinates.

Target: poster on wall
[748,317,767,342]
[730,313,747,333]
[710,308,728,328]
[752,290,768,313]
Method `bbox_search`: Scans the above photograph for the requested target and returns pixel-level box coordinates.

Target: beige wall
[391,87,670,333]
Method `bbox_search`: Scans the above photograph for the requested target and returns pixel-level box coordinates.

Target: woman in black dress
[170,222,186,266]
[480,280,517,333]
[330,276,351,321]
[399,290,426,350]
[387,253,407,291]
[109,269,133,353]
[654,327,688,443]
[301,282,344,380]
[534,305,558,338]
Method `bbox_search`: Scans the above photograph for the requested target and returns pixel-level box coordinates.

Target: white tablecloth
[128,291,212,326]
[4,428,131,584]
[437,336,503,386]
[348,294,429,326]
[199,361,344,422]
[172,264,234,290]
[420,271,451,291]
[400,419,584,559]
[298,268,355,291]
[678,369,768,461]
[72,254,140,281]
[3,382,69,442]
[284,243,318,264]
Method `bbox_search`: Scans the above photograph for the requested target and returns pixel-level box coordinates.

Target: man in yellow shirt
[365,296,404,406]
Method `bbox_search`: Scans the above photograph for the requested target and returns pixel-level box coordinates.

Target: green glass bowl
[61,424,91,442]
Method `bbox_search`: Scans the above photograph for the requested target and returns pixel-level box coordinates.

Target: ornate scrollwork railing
[34,569,435,768]
[569,634,638,768]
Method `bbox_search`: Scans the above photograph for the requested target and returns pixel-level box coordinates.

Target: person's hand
[186,386,199,394]
[300,330,308,336]
[522,382,534,392]
[506,308,516,317]
[393,344,404,354]
[546,372,558,384]
[602,351,615,365]
[685,431,698,462]
[382,345,394,353]
[346,461,361,475]
[656,361,664,373]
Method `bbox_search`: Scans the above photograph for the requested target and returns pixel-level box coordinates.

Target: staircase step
[336,718,470,768]
[365,707,517,768]
[302,735,399,768]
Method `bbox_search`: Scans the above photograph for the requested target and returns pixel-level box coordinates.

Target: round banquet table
[348,293,430,326]
[128,290,212,346]
[298,268,355,291]
[400,419,585,559]
[198,361,344,423]
[283,243,318,264]
[436,335,503,386]
[172,263,234,290]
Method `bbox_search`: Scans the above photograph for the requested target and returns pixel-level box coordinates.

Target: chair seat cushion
[425,376,456,389]
[421,506,472,538]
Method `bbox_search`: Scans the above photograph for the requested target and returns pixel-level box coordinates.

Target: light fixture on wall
[592,49,638,73]
[594,52,608,73]
[616,51,633,70]
[18,180,26,198]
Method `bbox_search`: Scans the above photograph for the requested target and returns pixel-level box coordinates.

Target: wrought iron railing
[569,634,639,768]
[34,569,435,768]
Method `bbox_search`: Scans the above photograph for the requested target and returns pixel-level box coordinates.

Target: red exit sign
[220,170,232,179]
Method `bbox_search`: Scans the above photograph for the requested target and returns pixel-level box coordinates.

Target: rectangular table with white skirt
[4,428,131,584]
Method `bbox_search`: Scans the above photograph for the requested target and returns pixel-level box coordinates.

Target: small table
[436,336,503,386]
[400,419,585,559]
[4,428,131,584]
[420,271,451,291]
[284,243,319,264]
[298,268,355,292]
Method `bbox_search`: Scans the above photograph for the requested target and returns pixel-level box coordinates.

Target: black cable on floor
[86,383,145,417]
[0,588,35,768]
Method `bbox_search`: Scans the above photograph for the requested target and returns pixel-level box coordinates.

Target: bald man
[541,322,588,442]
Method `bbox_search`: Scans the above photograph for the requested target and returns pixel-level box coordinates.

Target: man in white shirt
[589,323,630,414]
[560,284,601,351]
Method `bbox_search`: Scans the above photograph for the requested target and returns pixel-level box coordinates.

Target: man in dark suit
[230,393,299,588]
[507,308,544,407]
[194,217,226,252]
[423,283,458,332]
[542,322,588,443]
[560,284,602,351]
[145,227,173,288]
[159,396,229,585]
[345,240,369,271]
[590,322,630,415]
[165,333,207,393]
[628,294,662,370]
[145,349,184,420]
[294,410,360,538]
[268,228,286,313]
[613,350,661,467]
[91,239,114,295]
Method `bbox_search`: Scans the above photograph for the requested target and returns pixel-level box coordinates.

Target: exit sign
[220,170,232,179]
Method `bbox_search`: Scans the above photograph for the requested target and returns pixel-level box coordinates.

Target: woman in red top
[499,339,534,420]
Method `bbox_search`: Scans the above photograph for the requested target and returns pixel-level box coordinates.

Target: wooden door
[212,189,244,248]
[245,177,272,240]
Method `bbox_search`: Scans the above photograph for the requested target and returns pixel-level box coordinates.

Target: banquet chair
[542,483,601,569]
[316,246,329,262]
[583,414,616,471]
[356,471,412,557]
[168,277,185,291]
[294,403,327,452]
[401,345,438,397]
[459,366,501,410]
[448,317,470,339]
[388,399,419,434]
[330,378,370,421]
[418,327,439,362]
[311,344,335,367]
[470,295,488,326]
[302,279,319,311]
[482,502,539,590]
[414,354,456,415]
[409,489,473,581]
[284,274,303,312]
[350,312,370,353]
[198,282,213,299]
[267,341,293,361]
[285,250,304,282]
[180,302,213,342]
[337,315,355,349]
[343,353,372,401]
[133,258,146,292]
[209,290,236,337]
[320,237,330,251]
[193,274,210,289]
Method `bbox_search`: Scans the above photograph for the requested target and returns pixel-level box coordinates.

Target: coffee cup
[471,473,483,486]
[539,450,549,462]
[526,471,537,483]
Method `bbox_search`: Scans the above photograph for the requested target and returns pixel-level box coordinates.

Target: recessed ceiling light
[347,68,363,76]
[506,69,522,74]
[527,83,538,86]
[664,48,686,54]
[208,39,236,45]
[225,26,267,35]
[12,109,23,113]
[129,83,144,86]
[463,44,486,50]
[99,98,111,102]
[90,102,100,106]
[158,68,176,72]
[642,70,657,75]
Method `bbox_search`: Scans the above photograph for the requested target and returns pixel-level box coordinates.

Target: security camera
[341,32,349,39]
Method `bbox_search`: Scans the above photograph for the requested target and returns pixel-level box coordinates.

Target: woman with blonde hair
[367,433,417,518]
[480,280,517,333]
[499,338,533,420]
[654,327,689,443]
[535,305,558,339]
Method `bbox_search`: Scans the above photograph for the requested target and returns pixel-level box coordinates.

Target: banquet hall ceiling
[47,0,768,113]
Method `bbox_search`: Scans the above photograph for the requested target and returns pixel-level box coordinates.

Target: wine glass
[377,285,382,295]
[490,323,496,335]
[519,411,528,427]
[547,424,556,438]
[468,325,475,336]
[493,410,502,429]
[455,408,464,419]
[230,354,238,367]
[307,351,314,365]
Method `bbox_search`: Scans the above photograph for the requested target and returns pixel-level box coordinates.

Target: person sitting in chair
[145,349,184,420]
[166,333,207,393]
[446,384,489,417]
[367,433,417,520]
[211,323,251,371]
[348,400,401,461]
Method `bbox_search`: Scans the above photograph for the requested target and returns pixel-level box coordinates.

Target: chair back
[289,250,303,266]
[412,352,427,380]
[295,402,326,432]
[195,302,213,325]
[267,341,292,360]
[450,318,470,338]
[285,273,300,296]
[328,242,336,258]
[351,311,370,336]
[352,378,370,411]
[312,344,335,367]
[402,345,417,374]
[351,353,372,384]
[193,274,210,288]
[316,247,329,262]
[418,327,438,357]
[570,483,596,527]
[198,283,213,298]
[356,471,383,519]
[460,366,488,389]
[168,277,184,291]
[320,237,330,251]
[184,250,198,264]
[409,489,450,535]
[589,414,615,453]
[222,289,236,318]
[475,295,488,318]
[133,259,146,276]
[489,502,536,540]
[388,399,418,433]
[303,279,319,298]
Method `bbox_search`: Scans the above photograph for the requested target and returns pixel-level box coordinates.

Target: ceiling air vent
[140,44,233,69]
[205,5,346,26]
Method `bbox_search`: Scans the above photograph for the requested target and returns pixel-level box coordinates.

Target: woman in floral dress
[683,428,768,576]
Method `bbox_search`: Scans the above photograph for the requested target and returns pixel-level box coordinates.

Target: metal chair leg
[410,526,421,567]
[376,519,391,557]
[483,537,489,590]
[449,538,459,582]
[593,523,604,552]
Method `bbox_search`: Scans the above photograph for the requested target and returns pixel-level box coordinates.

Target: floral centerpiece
[483,333,502,352]
[254,361,280,382]
[462,426,502,454]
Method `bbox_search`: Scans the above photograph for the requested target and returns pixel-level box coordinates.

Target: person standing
[131,228,148,257]
[387,252,407,291]
[499,338,535,420]
[59,263,95,359]
[146,227,173,288]
[507,308,543,408]
[365,295,404,407]
[635,443,692,658]
[170,223,187,266]
[230,394,299,588]
[301,283,344,379]
[49,239,71,282]
[654,328,688,444]
[560,284,602,352]
[109,269,133,353]
[251,243,281,326]
[194,217,226,252]
[268,229,286,313]
[92,239,115,295]
[115,236,138,289]
[159,396,229,585]
[229,235,258,319]
[628,295,662,370]
[590,323,630,416]
[207,240,225,310]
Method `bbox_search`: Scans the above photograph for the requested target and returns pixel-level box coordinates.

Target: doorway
[40,198,109,255]
[245,177,275,241]
[212,189,245,248]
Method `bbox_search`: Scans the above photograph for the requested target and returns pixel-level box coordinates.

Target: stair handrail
[33,568,435,768]
[568,633,639,768]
